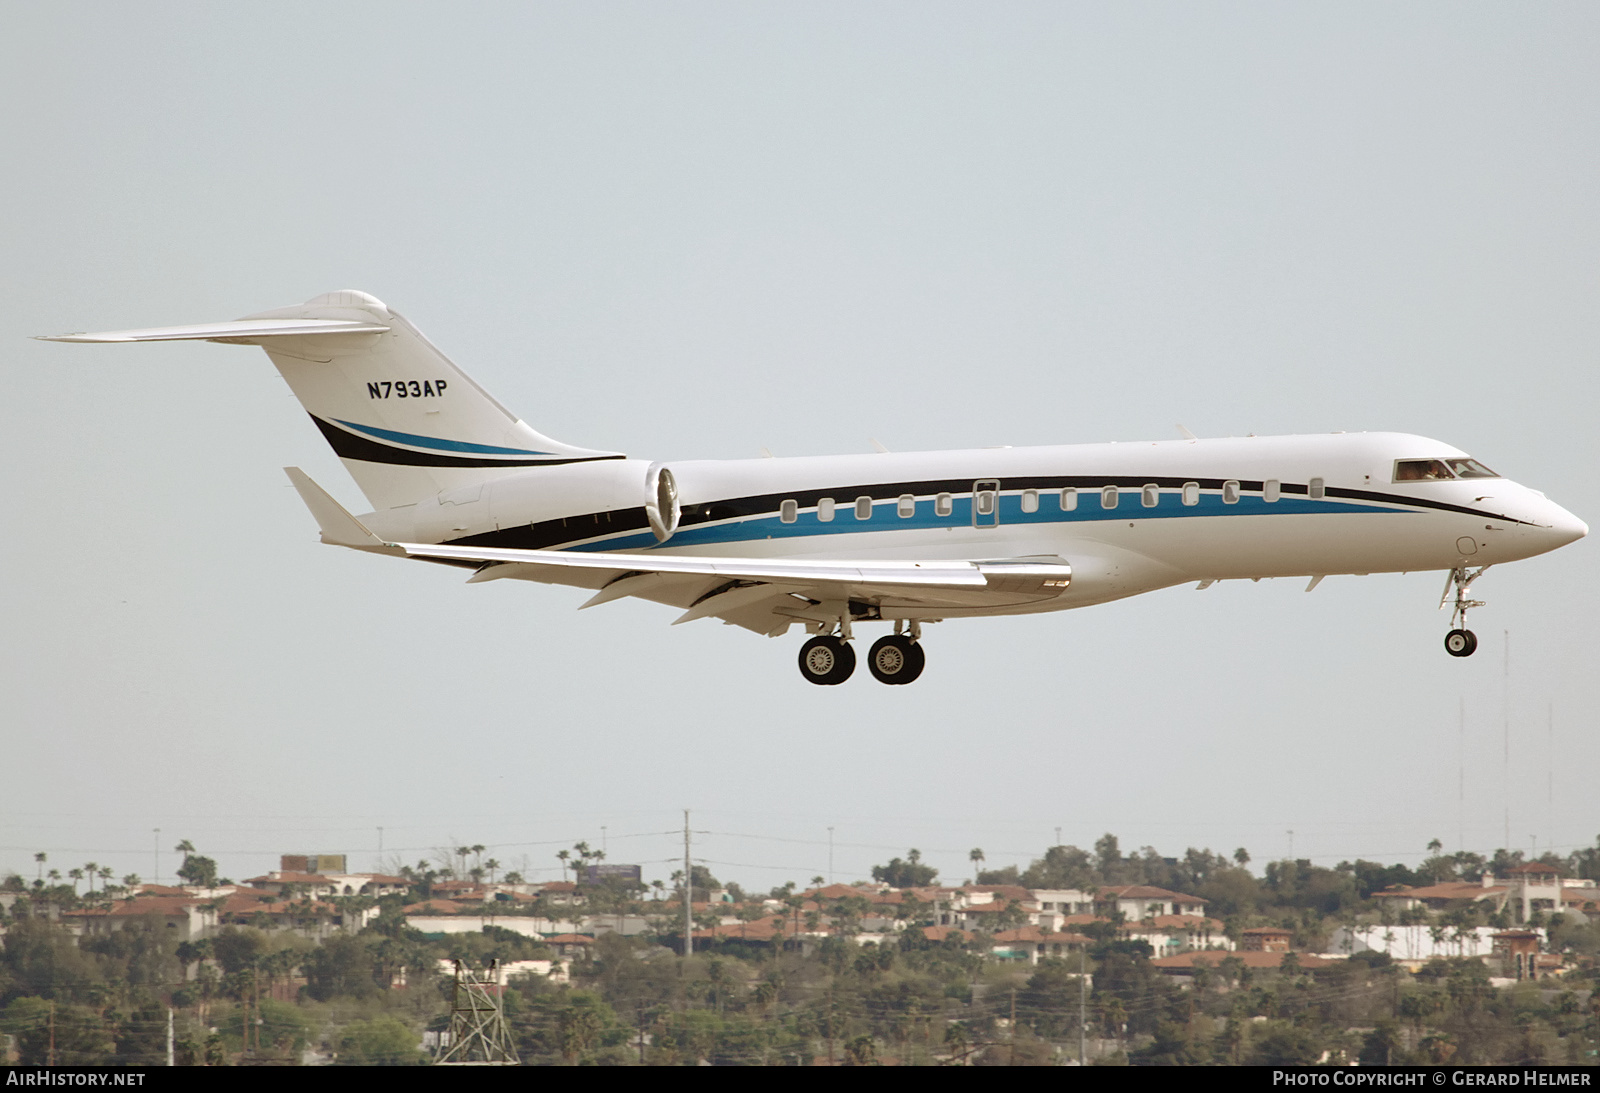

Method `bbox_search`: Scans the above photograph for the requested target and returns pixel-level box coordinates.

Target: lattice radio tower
[437,959,520,1065]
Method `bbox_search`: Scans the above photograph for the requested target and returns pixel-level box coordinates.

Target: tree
[335,1015,422,1065]
[177,852,218,889]
[1095,833,1122,876]
[871,849,938,888]
[969,848,985,879]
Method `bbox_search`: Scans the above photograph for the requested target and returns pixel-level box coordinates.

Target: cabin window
[1141,483,1159,508]
[855,496,874,520]
[780,499,798,524]
[1264,479,1281,503]
[1308,477,1325,500]
[1021,489,1039,513]
[898,494,916,518]
[1222,480,1240,504]
[1101,485,1119,509]
[817,497,835,522]
[1059,488,1078,511]
[935,493,953,516]
[1182,481,1200,506]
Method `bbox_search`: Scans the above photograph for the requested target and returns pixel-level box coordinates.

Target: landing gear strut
[1440,566,1488,658]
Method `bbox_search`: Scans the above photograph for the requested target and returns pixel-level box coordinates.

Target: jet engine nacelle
[644,463,680,542]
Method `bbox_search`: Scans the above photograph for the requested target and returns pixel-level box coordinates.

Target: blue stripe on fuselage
[332,419,554,456]
[561,490,1406,553]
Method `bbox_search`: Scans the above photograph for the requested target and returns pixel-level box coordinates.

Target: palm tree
[969,848,985,881]
[557,849,571,883]
[485,858,500,885]
[83,863,99,894]
[68,868,83,895]
[33,852,45,883]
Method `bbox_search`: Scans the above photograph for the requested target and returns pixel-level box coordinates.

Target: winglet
[284,467,394,550]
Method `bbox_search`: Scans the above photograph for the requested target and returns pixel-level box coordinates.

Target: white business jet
[40,290,1587,685]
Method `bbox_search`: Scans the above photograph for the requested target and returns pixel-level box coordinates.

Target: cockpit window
[1393,458,1502,482]
[1394,459,1455,482]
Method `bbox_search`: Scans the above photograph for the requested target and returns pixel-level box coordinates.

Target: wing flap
[398,542,995,589]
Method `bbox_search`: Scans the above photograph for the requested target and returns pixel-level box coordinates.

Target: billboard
[280,853,347,875]
[584,863,642,885]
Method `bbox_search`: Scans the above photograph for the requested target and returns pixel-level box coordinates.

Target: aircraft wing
[282,467,1071,635]
[399,541,1072,636]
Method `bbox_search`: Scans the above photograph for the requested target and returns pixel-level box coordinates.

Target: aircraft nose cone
[1549,505,1588,547]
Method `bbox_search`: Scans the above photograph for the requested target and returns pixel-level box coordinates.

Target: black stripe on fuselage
[441,473,1526,554]
[310,415,624,469]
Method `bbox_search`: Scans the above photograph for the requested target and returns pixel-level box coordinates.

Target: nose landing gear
[1440,566,1488,658]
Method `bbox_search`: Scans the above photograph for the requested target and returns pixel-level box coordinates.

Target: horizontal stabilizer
[35,319,388,343]
[283,467,398,552]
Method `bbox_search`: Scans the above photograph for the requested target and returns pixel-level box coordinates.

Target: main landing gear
[1441,566,1488,658]
[798,621,926,686]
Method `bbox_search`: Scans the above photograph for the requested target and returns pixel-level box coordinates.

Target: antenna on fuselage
[1175,424,1198,441]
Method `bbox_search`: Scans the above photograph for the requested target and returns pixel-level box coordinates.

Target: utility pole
[1009,987,1017,1065]
[1078,948,1086,1065]
[1504,631,1511,853]
[1459,698,1466,852]
[828,826,834,884]
[683,809,692,960]
[154,828,160,885]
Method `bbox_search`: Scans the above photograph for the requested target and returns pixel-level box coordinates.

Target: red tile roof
[62,896,203,918]
[991,927,1091,944]
[404,899,468,915]
[1153,950,1333,971]
[1125,916,1226,932]
[1099,885,1207,903]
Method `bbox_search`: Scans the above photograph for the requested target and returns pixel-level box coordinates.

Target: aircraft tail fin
[40,291,623,510]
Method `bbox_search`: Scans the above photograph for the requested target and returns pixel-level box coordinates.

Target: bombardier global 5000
[41,291,1587,685]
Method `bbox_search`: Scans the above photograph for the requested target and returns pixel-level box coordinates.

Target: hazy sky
[3,2,1597,893]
